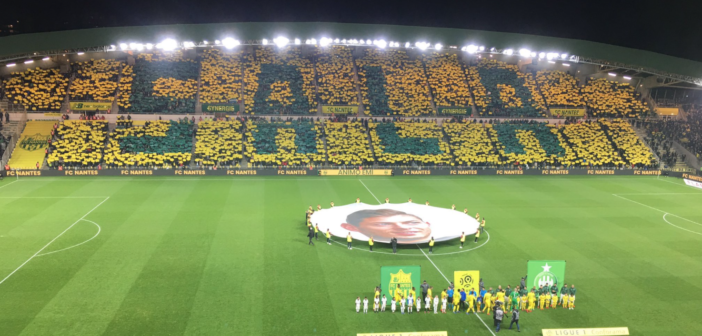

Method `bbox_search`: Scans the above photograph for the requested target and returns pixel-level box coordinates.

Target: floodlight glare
[415,42,430,50]
[146,43,153,50]
[42,57,50,61]
[24,60,34,64]
[203,40,208,45]
[623,76,632,80]
[562,63,570,67]
[319,38,330,47]
[366,39,372,44]
[465,45,478,53]
[6,63,16,67]
[274,37,289,48]
[503,49,514,55]
[546,53,558,60]
[161,39,178,51]
[341,39,347,44]
[222,38,240,49]
[215,40,221,45]
[548,61,556,64]
[434,43,443,50]
[134,43,144,51]
[405,42,410,48]
[261,39,268,45]
[77,52,85,55]
[376,39,387,49]
[479,46,485,51]
[538,52,546,59]
[294,38,301,45]
[334,38,340,43]
[608,72,617,77]
[519,48,530,57]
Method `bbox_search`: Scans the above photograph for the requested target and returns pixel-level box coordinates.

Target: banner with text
[358,332,447,336]
[454,271,480,293]
[437,107,470,115]
[319,169,392,176]
[550,108,586,117]
[684,179,702,189]
[655,107,679,116]
[322,105,359,114]
[381,266,421,301]
[527,260,566,289]
[202,103,240,113]
[542,327,629,336]
[69,102,112,111]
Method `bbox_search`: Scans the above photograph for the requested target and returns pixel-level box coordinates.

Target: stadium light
[319,37,331,47]
[434,43,443,50]
[479,46,485,51]
[77,52,85,55]
[405,42,411,48]
[623,76,632,80]
[183,41,195,49]
[109,45,117,51]
[215,40,221,45]
[334,38,340,43]
[146,43,153,50]
[42,57,50,61]
[608,72,617,77]
[464,45,478,53]
[518,48,530,57]
[560,53,568,59]
[24,60,34,64]
[359,40,365,45]
[134,43,144,51]
[274,37,289,48]
[222,38,240,49]
[503,49,514,55]
[562,63,570,67]
[375,39,387,49]
[120,43,129,51]
[261,39,268,45]
[548,61,556,64]
[366,39,372,45]
[538,52,546,59]
[294,38,301,45]
[203,40,208,45]
[6,63,16,67]
[530,52,537,57]
[160,39,178,51]
[415,42,430,50]
[546,52,558,60]
[341,39,347,44]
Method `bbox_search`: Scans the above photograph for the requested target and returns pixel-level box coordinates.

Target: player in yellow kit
[520,293,527,310]
[482,290,493,315]
[452,294,460,313]
[539,290,547,310]
[544,290,551,308]
[551,293,558,308]
[568,294,575,310]
[527,289,536,312]
[466,292,476,314]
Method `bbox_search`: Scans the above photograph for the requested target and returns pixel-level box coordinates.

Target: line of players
[305,198,488,247]
[355,283,576,314]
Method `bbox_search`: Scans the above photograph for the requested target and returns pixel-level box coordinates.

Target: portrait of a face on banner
[310,203,480,244]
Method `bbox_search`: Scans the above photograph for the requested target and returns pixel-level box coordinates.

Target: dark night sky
[3,0,702,62]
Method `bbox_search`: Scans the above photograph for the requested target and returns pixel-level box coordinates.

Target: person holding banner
[346,232,352,250]
[326,229,332,245]
[474,229,481,243]
[428,237,435,253]
[368,236,374,252]
[460,232,465,248]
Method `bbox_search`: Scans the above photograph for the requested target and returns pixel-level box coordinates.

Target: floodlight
[479,46,485,51]
[623,76,632,80]
[342,39,347,44]
[415,42,430,50]
[434,43,443,50]
[222,38,240,49]
[465,45,478,53]
[160,39,178,51]
[503,49,514,55]
[519,48,530,57]
[548,61,556,64]
[6,63,16,67]
[405,42,410,48]
[608,72,617,77]
[134,43,144,51]
[319,38,331,47]
[376,39,387,49]
[562,63,570,67]
[77,52,85,55]
[203,40,208,45]
[109,45,117,51]
[546,53,558,60]
[215,40,221,45]
[145,43,153,50]
[561,53,568,59]
[274,37,289,48]
[42,57,50,61]
[366,39,372,44]
[24,60,34,64]
[538,52,546,59]
[261,39,268,45]
[294,38,301,45]
[334,38,339,43]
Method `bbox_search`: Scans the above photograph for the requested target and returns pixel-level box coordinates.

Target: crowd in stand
[103,119,193,168]
[69,59,121,103]
[423,53,472,110]
[369,120,452,166]
[251,47,316,114]
[46,120,108,169]
[639,111,702,167]
[535,71,584,107]
[582,78,647,118]
[3,67,69,111]
[126,51,198,113]
[199,49,244,105]
[315,46,358,106]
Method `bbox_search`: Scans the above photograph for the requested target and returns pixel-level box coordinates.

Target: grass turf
[0,175,701,335]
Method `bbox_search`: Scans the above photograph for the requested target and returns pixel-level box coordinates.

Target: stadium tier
[369,120,451,165]
[244,119,325,166]
[250,47,317,114]
[103,119,193,167]
[315,46,359,107]
[535,70,584,108]
[69,59,121,103]
[194,119,244,167]
[3,67,68,111]
[325,120,374,165]
[47,120,108,168]
[582,77,647,118]
[423,52,473,114]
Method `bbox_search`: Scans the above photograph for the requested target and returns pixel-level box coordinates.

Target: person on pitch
[460,232,465,249]
[421,281,429,301]
[407,293,414,314]
[451,204,456,210]
[459,289,467,310]
[509,307,520,332]
[452,292,460,313]
[441,293,448,313]
[356,297,361,313]
[317,204,322,211]
[385,197,390,204]
[391,237,397,254]
[373,295,379,313]
[568,293,575,310]
[527,289,536,312]
[363,297,369,314]
[504,285,512,311]
[391,296,396,313]
[433,294,439,314]
[307,227,315,246]
[408,198,412,203]
[428,237,435,253]
[330,201,335,207]
[539,285,547,310]
[314,224,320,240]
[463,208,468,215]
[325,229,331,245]
[466,289,477,314]
[475,212,480,222]
[356,198,361,203]
[416,296,422,313]
[400,295,406,314]
[474,228,481,243]
[340,209,432,244]
[346,232,352,250]
[425,200,429,206]
[381,294,387,312]
[480,218,486,232]
[368,236,374,252]
[424,294,431,313]
[559,283,568,306]
[483,288,493,315]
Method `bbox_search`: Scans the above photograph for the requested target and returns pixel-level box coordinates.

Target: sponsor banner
[527,260,566,289]
[437,107,470,115]
[550,108,586,117]
[202,103,240,113]
[2,168,316,177]
[683,173,702,183]
[359,332,447,336]
[454,271,480,293]
[542,327,629,336]
[380,266,421,303]
[684,179,702,189]
[322,105,359,114]
[69,102,112,111]
[319,169,392,176]
[655,107,679,116]
[44,113,62,117]
[311,202,479,244]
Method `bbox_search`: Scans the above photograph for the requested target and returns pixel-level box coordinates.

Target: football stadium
[0,20,702,336]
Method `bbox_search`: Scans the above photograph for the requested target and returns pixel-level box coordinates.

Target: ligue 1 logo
[534,263,558,287]
[459,274,473,288]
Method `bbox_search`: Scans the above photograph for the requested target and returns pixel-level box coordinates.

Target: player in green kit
[504,286,512,311]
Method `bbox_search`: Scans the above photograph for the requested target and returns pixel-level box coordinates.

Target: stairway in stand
[7,121,55,169]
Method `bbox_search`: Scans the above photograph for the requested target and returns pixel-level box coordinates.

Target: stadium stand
[69,59,121,103]
[443,119,501,166]
[199,49,244,105]
[356,49,433,116]
[492,121,565,166]
[249,47,316,114]
[126,51,198,113]
[641,113,702,166]
[467,59,546,118]
[599,119,655,167]
[535,70,584,108]
[556,121,624,167]
[3,67,68,111]
[369,120,451,165]
[423,52,472,113]
[7,121,55,169]
[582,77,647,118]
[117,65,133,110]
[244,119,325,166]
[103,119,193,167]
[325,120,374,165]
[193,119,244,167]
[315,46,359,106]
[47,120,108,168]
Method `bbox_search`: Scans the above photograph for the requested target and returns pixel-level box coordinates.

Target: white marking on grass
[0,179,20,190]
[0,196,110,199]
[358,179,381,204]
[0,197,109,286]
[663,214,702,236]
[36,219,101,256]
[613,194,702,235]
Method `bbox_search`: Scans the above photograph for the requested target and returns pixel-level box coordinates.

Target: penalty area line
[0,197,110,286]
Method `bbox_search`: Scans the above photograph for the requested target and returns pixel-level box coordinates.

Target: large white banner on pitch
[310,203,480,244]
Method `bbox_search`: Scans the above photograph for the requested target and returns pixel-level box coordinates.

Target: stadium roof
[2,22,702,80]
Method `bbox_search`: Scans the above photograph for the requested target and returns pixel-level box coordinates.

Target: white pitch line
[663,214,702,236]
[615,193,702,195]
[0,179,20,190]
[0,197,110,286]
[613,193,702,233]
[36,219,102,257]
[0,196,110,199]
[358,179,496,336]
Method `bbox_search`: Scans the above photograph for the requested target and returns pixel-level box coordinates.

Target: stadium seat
[315,46,359,106]
[423,52,472,113]
[325,120,374,165]
[536,71,584,108]
[492,122,565,166]
[599,119,655,167]
[443,120,501,166]
[466,59,546,117]
[244,119,325,166]
[47,120,108,168]
[356,49,433,116]
[582,78,647,118]
[125,51,198,113]
[556,121,624,167]
[69,59,121,103]
[117,65,133,110]
[103,119,193,167]
[194,120,244,167]
[369,120,451,165]
[4,67,68,111]
[199,49,244,105]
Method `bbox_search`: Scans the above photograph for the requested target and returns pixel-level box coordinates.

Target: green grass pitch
[0,175,701,335]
